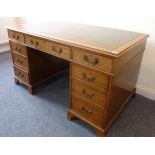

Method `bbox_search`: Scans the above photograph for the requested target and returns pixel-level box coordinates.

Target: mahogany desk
[7,22,149,136]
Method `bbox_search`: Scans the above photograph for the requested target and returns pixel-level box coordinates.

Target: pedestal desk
[7,22,149,136]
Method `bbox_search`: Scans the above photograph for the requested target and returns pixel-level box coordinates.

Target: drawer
[72,64,109,92]
[25,35,44,50]
[45,41,70,59]
[8,30,24,43]
[72,79,106,107]
[10,41,27,56]
[12,52,29,70]
[71,95,104,125]
[14,66,29,83]
[72,48,112,73]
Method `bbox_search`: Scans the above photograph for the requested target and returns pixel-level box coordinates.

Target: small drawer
[72,48,112,73]
[72,64,109,92]
[10,41,27,56]
[71,95,104,125]
[8,30,24,43]
[45,41,70,59]
[12,52,29,70]
[25,35,44,50]
[14,66,29,83]
[72,79,106,107]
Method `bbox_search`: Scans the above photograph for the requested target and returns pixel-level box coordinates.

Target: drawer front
[45,41,70,59]
[14,66,29,83]
[72,48,112,73]
[72,79,106,107]
[12,52,29,70]
[72,64,109,92]
[25,35,44,50]
[71,95,104,125]
[10,41,27,56]
[8,30,24,43]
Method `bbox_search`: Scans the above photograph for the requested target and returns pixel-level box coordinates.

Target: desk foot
[132,91,136,98]
[95,129,106,137]
[15,78,19,85]
[67,111,75,121]
[28,86,35,95]
[132,88,136,98]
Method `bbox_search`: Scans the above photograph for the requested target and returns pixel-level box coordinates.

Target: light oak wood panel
[105,52,144,128]
[112,39,147,73]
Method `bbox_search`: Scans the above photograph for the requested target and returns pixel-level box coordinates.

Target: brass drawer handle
[52,46,63,54]
[17,71,24,77]
[15,35,19,40]
[13,34,19,40]
[30,40,39,48]
[81,88,95,98]
[80,105,92,115]
[17,58,23,64]
[83,54,99,66]
[82,73,96,82]
[15,47,22,52]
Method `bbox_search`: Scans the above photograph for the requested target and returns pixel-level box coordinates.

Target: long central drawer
[25,35,44,50]
[45,41,71,59]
